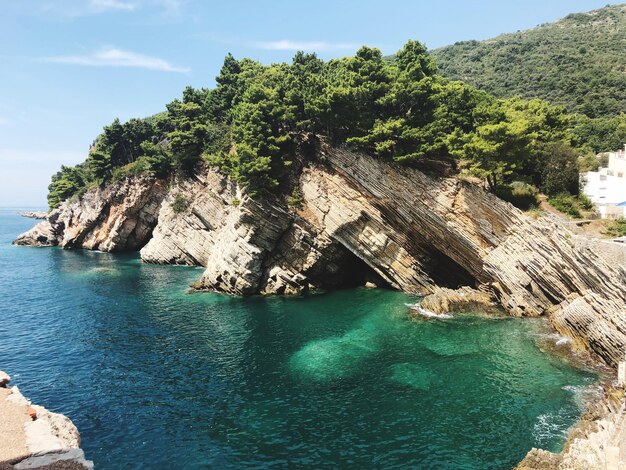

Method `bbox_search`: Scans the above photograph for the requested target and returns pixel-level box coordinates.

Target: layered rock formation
[14,177,166,251]
[415,286,498,315]
[14,142,626,368]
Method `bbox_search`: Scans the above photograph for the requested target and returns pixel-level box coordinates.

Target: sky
[0,0,616,207]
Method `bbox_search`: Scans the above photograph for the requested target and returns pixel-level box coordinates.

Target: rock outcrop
[14,141,626,367]
[416,286,497,315]
[14,177,167,251]
[516,386,626,470]
[0,371,92,469]
[18,211,48,220]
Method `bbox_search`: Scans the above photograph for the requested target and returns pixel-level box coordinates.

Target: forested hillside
[432,4,626,152]
[48,41,580,211]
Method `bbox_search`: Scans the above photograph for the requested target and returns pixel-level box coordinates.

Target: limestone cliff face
[317,146,626,366]
[15,143,626,367]
[14,177,166,251]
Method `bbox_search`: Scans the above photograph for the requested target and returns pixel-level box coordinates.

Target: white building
[581,145,626,219]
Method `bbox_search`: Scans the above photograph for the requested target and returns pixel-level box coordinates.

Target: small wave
[533,412,567,445]
[562,384,602,411]
[535,332,572,346]
[405,303,453,319]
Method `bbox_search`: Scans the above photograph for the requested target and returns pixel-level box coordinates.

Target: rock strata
[14,142,626,368]
[14,177,167,251]
[417,286,498,315]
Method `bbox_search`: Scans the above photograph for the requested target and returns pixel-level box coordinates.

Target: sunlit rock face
[14,177,166,251]
[15,141,626,367]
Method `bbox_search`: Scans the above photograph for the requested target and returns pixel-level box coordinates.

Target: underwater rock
[388,363,436,391]
[418,286,497,315]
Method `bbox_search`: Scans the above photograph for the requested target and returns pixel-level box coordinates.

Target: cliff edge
[15,142,626,368]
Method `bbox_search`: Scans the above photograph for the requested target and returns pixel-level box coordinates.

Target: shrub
[578,193,594,211]
[577,154,601,172]
[606,217,626,237]
[287,187,303,208]
[230,197,240,207]
[171,193,189,214]
[111,158,151,182]
[495,182,540,210]
[548,193,582,218]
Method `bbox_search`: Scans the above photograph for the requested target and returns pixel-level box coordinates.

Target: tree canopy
[47,40,581,209]
[431,4,626,153]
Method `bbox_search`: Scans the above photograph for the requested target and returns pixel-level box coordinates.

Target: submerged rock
[14,142,626,367]
[417,286,497,315]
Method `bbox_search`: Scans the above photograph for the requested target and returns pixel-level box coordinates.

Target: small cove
[0,210,599,469]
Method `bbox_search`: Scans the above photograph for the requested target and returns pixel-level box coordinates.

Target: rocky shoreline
[15,142,626,367]
[13,141,626,468]
[516,383,626,470]
[0,371,92,469]
[18,211,48,220]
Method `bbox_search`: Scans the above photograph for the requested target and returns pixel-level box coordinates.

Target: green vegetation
[432,4,626,153]
[171,193,189,214]
[287,187,304,208]
[47,164,90,209]
[495,182,539,211]
[606,217,626,237]
[47,40,583,210]
[432,5,626,118]
[547,193,590,219]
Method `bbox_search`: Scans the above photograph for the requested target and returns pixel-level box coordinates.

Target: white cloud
[155,0,183,14]
[35,0,183,18]
[253,40,358,52]
[89,0,137,12]
[44,47,191,73]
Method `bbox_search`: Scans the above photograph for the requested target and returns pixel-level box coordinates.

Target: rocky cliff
[15,142,626,367]
[14,177,167,251]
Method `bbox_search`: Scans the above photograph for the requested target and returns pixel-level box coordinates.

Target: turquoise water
[0,209,598,469]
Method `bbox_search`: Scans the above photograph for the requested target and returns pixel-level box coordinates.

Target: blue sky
[0,0,615,206]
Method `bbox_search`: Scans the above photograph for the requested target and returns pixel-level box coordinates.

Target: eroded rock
[418,286,497,315]
[14,177,167,252]
[13,142,626,368]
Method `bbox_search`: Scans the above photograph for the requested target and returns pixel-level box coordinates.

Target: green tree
[166,101,211,174]
[539,141,580,196]
[47,165,89,209]
[87,150,113,182]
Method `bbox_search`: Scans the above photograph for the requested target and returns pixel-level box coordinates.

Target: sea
[0,208,598,469]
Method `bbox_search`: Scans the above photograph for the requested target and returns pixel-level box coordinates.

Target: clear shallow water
[0,210,598,469]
